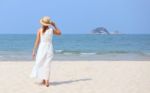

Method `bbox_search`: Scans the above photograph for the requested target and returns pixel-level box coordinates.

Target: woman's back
[40,28,53,44]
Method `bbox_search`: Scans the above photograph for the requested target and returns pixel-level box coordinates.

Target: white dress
[30,27,54,80]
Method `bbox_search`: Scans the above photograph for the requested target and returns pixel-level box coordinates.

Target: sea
[0,34,150,61]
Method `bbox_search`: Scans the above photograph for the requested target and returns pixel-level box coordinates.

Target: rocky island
[91,27,110,34]
[91,27,121,35]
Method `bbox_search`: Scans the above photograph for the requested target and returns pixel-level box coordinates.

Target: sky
[0,0,150,34]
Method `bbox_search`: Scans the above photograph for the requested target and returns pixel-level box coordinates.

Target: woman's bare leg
[45,80,49,87]
[42,79,46,85]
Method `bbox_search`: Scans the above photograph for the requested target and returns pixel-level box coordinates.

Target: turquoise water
[0,34,150,61]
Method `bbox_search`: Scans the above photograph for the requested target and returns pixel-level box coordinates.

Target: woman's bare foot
[45,80,49,87]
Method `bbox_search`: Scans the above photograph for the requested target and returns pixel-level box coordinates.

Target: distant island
[91,27,121,35]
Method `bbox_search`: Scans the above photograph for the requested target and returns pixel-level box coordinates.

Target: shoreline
[1,52,150,61]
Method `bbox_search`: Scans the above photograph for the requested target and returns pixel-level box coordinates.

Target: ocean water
[0,34,150,61]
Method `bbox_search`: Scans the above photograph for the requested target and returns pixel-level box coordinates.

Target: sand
[0,61,150,93]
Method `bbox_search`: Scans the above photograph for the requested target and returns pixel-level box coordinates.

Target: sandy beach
[0,61,150,93]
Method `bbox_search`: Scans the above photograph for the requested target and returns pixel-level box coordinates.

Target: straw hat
[40,16,51,26]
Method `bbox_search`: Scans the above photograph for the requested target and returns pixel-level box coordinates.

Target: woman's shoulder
[37,28,43,32]
[36,28,42,36]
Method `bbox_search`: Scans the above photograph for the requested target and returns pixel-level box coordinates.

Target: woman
[30,16,61,87]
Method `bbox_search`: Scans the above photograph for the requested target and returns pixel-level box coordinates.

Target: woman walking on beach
[30,16,61,87]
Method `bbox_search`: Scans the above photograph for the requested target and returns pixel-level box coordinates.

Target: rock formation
[91,27,110,34]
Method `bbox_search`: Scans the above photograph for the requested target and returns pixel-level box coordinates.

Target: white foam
[80,52,96,55]
[55,50,63,53]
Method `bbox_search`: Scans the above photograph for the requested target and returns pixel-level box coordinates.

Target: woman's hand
[51,21,56,28]
[51,21,61,35]
[32,50,36,60]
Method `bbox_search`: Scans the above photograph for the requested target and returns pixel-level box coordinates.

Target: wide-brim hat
[40,16,51,26]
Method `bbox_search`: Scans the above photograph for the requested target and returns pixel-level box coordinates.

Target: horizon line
[0,33,150,35]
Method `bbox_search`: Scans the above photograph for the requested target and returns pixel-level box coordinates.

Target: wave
[54,49,150,56]
[55,50,97,55]
[55,50,64,53]
[80,52,97,55]
[63,52,74,55]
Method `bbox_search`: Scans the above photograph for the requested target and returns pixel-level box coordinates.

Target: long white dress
[30,27,54,81]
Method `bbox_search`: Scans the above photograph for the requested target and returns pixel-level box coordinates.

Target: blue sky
[0,0,150,34]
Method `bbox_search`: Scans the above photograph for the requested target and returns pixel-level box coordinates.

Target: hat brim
[40,19,51,26]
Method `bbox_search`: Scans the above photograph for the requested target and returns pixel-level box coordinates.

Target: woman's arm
[51,22,61,35]
[32,29,41,59]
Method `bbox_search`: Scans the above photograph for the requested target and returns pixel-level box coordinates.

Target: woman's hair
[42,26,48,33]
